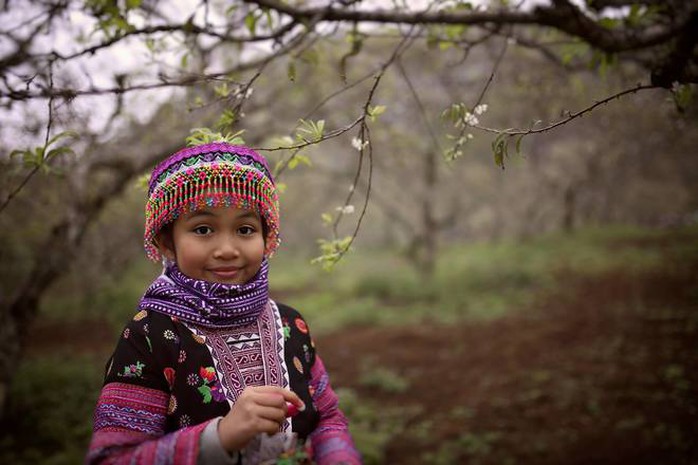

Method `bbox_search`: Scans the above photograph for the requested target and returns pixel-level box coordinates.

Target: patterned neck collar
[137,259,270,328]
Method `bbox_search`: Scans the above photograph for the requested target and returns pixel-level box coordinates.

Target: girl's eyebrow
[183,210,259,221]
[237,211,259,220]
[183,210,215,220]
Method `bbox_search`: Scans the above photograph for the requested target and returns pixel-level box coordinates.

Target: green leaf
[598,17,619,29]
[627,4,642,26]
[492,133,508,169]
[367,105,386,122]
[198,385,213,404]
[288,153,311,170]
[672,83,694,112]
[46,146,75,160]
[311,236,354,270]
[296,119,325,143]
[215,109,238,131]
[263,7,273,29]
[46,130,79,148]
[135,173,150,192]
[339,28,364,81]
[244,11,257,35]
[444,24,466,40]
[186,128,246,146]
[214,82,231,98]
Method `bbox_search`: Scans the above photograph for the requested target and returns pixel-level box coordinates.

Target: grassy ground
[2,225,697,464]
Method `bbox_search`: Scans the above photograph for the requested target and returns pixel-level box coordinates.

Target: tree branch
[244,0,691,53]
[473,82,656,136]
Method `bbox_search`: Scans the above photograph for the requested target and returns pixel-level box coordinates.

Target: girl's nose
[213,235,240,259]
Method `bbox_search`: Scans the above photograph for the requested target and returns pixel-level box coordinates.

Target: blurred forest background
[1,0,698,464]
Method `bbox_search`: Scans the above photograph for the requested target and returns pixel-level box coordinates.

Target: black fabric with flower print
[104,303,320,439]
[277,303,320,435]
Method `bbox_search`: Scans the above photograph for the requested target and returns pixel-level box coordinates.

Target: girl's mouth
[208,267,241,280]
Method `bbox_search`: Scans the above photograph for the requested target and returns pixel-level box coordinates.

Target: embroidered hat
[144,143,279,261]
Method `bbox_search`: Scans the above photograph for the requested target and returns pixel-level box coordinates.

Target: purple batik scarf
[137,258,270,328]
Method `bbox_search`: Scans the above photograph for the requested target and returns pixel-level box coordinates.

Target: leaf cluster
[9,131,79,174]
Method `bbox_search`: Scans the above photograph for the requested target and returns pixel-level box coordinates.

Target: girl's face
[158,206,265,285]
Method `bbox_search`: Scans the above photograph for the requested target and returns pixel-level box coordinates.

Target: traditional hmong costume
[86,143,360,465]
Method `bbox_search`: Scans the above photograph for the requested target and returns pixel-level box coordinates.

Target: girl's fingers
[251,386,304,410]
[256,417,283,435]
[255,404,287,423]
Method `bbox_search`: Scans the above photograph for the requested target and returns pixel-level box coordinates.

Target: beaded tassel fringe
[144,160,279,261]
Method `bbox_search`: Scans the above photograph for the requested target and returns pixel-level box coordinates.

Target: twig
[472,83,656,136]
[328,25,419,263]
[474,34,509,108]
[396,58,442,153]
[1,26,313,102]
[0,59,56,215]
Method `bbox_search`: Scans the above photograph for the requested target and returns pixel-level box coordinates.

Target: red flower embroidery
[295,318,308,334]
[200,366,216,382]
[163,367,176,390]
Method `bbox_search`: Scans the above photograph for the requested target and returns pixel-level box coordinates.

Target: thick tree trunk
[0,178,127,418]
[0,100,211,420]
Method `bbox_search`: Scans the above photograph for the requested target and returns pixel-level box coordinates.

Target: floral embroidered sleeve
[86,311,211,465]
[308,354,362,465]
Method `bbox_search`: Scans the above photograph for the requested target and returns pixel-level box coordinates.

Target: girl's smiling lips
[208,266,241,279]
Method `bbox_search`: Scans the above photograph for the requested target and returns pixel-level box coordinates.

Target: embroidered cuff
[198,417,240,465]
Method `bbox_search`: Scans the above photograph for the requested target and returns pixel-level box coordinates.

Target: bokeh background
[1,1,697,464]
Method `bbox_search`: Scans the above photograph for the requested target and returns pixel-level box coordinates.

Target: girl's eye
[193,226,213,235]
[238,225,256,236]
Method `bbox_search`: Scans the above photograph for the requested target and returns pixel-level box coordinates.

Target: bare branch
[45,19,301,63]
[0,59,56,215]
[244,0,690,53]
[473,82,656,136]
[0,26,314,102]
[396,59,442,153]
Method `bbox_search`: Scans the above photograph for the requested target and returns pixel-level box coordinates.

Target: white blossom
[336,205,355,215]
[351,137,369,151]
[474,104,488,115]
[463,112,479,126]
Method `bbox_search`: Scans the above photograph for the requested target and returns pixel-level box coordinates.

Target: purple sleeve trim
[86,382,210,465]
[308,356,362,465]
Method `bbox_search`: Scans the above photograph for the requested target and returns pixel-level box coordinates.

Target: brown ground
[317,237,698,465]
[26,235,698,464]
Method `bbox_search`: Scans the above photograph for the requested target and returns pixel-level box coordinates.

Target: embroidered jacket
[87,302,360,465]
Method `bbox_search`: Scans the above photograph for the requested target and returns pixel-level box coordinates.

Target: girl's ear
[155,228,176,261]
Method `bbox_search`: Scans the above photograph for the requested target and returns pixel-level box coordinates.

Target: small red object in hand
[286,401,305,417]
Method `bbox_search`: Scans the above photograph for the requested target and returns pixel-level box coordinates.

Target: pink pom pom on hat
[143,143,279,261]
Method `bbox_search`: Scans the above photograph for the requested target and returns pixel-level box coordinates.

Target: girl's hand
[217,386,304,452]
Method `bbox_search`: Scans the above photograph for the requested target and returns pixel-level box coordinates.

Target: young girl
[86,143,361,465]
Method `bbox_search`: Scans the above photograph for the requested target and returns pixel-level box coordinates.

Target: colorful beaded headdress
[144,142,279,261]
